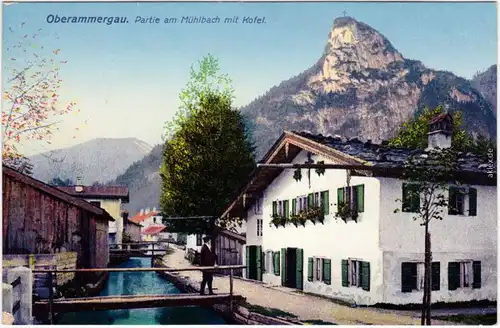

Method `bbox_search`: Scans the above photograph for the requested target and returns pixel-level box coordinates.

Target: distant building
[130,208,178,242]
[122,211,141,242]
[141,224,167,242]
[3,165,114,269]
[58,182,129,247]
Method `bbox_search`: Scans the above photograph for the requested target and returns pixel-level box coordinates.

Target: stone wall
[3,252,77,298]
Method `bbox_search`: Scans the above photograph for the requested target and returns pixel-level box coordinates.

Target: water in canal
[57,257,227,325]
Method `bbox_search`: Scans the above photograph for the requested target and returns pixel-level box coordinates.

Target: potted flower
[289,214,300,227]
[270,214,288,228]
[334,201,358,223]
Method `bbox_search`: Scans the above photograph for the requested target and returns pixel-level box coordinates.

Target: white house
[130,208,178,242]
[221,114,497,306]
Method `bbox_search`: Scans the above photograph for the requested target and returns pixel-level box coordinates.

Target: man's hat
[203,236,211,242]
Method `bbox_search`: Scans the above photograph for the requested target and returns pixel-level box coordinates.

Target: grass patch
[243,302,297,318]
[303,319,336,325]
[435,314,497,325]
[295,290,356,307]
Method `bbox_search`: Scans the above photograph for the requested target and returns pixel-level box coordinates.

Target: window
[196,234,202,246]
[256,219,263,237]
[254,198,262,214]
[90,201,101,208]
[448,261,481,290]
[273,200,289,218]
[337,185,365,214]
[448,187,466,215]
[341,259,370,291]
[401,262,441,292]
[307,257,331,284]
[402,183,420,212]
[296,195,308,212]
[153,217,157,223]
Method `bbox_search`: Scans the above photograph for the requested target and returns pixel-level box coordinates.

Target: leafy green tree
[394,148,462,325]
[160,55,255,240]
[389,106,475,151]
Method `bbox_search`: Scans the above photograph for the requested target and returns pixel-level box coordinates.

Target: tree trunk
[421,227,432,325]
[421,224,430,325]
[426,232,432,325]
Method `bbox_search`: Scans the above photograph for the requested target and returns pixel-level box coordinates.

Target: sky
[2,1,497,156]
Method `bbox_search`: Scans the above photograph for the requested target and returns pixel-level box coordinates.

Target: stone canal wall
[153,259,299,325]
[3,253,77,298]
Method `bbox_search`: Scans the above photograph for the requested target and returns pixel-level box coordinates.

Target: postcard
[1,1,497,326]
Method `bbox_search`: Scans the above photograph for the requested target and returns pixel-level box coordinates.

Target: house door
[245,245,262,281]
[281,248,303,290]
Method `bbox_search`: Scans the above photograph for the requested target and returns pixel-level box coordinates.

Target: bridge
[109,242,172,265]
[32,265,246,324]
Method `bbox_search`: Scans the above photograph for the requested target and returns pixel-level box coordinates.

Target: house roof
[221,131,496,218]
[57,185,130,203]
[130,211,160,224]
[142,224,166,235]
[3,165,114,222]
[125,218,142,227]
[429,112,453,125]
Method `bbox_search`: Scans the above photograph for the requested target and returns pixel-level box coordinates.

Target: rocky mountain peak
[311,17,405,94]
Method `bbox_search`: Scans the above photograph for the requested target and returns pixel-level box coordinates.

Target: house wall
[246,201,263,246]
[379,179,497,303]
[124,223,141,242]
[86,198,123,246]
[260,150,384,305]
[186,234,204,252]
[2,173,109,269]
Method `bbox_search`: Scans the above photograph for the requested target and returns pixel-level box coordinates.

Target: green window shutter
[281,248,287,286]
[341,259,349,287]
[284,200,290,218]
[472,261,481,289]
[356,185,365,213]
[292,199,297,215]
[296,249,304,290]
[448,187,458,215]
[411,184,420,212]
[401,262,413,293]
[262,251,266,274]
[307,257,314,282]
[469,188,477,216]
[322,259,332,285]
[448,262,460,290]
[322,191,330,215]
[256,247,262,281]
[272,201,278,215]
[360,261,370,291]
[273,252,280,276]
[245,246,250,278]
[308,194,313,207]
[337,188,344,212]
[402,183,409,212]
[431,262,440,291]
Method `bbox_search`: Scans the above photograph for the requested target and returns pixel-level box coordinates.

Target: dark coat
[200,244,217,266]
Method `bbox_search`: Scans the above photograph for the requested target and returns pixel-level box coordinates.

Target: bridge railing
[33,264,246,324]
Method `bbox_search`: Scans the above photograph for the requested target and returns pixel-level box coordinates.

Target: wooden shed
[214,229,246,277]
[2,165,114,269]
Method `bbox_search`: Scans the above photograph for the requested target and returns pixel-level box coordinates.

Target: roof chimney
[427,113,453,150]
[75,176,83,192]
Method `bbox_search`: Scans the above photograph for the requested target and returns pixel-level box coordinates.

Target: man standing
[200,236,217,295]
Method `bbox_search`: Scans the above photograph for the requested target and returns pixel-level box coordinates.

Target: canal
[57,257,228,325]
